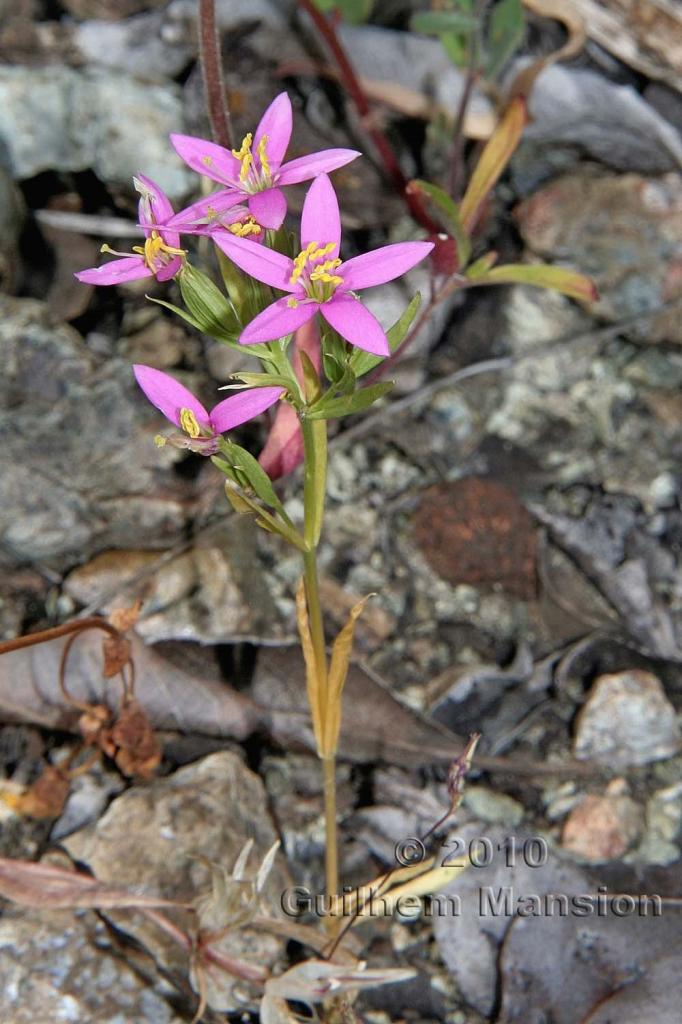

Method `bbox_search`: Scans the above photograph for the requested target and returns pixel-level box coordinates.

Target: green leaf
[486,0,524,79]
[350,293,422,377]
[409,180,471,269]
[177,262,240,343]
[465,251,498,278]
[411,10,478,34]
[313,0,373,23]
[440,30,470,68]
[307,381,394,419]
[469,262,598,302]
[222,440,288,515]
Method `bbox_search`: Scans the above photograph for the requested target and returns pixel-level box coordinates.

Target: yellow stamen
[228,216,262,238]
[132,231,186,272]
[179,408,201,438]
[310,258,342,285]
[257,135,270,177]
[232,133,254,183]
[287,297,299,308]
[154,435,167,448]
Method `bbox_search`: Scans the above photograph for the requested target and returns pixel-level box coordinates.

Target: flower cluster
[77,91,433,446]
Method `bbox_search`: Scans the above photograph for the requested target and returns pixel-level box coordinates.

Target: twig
[34,210,141,238]
[297,0,438,233]
[449,0,490,198]
[198,0,233,149]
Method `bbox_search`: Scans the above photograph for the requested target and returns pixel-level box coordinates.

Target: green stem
[300,416,338,900]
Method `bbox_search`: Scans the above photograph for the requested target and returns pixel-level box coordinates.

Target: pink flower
[166,192,265,242]
[170,92,360,231]
[216,175,434,356]
[75,176,186,286]
[133,364,285,454]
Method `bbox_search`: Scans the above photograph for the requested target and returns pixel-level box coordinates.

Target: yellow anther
[231,133,255,183]
[179,408,201,438]
[228,216,262,238]
[257,135,270,177]
[287,297,299,308]
[154,435,167,448]
[133,231,185,272]
[231,133,253,162]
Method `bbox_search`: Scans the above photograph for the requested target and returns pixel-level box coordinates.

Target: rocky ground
[1,1,682,1022]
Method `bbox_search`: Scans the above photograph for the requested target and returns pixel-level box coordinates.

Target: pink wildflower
[75,176,186,286]
[216,175,434,356]
[133,365,285,455]
[170,92,360,231]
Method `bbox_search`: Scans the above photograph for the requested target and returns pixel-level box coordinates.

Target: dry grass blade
[296,577,324,755]
[0,857,188,911]
[459,96,527,233]
[324,595,374,757]
[512,0,587,100]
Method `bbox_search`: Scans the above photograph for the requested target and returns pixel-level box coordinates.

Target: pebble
[561,787,644,862]
[574,669,681,767]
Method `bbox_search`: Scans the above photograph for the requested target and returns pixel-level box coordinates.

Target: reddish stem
[198,0,233,149]
[298,0,438,233]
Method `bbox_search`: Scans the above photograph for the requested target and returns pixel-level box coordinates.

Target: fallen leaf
[0,629,261,739]
[5,764,70,820]
[0,856,186,911]
[109,698,162,779]
[512,0,587,100]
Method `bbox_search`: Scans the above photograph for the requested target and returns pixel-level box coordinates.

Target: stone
[519,62,682,174]
[463,786,524,828]
[515,170,682,345]
[0,906,185,1024]
[561,790,643,862]
[0,65,192,199]
[574,669,681,767]
[0,297,190,568]
[412,478,538,599]
[62,752,287,1009]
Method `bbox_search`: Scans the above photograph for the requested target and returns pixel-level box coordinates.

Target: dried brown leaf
[102,633,131,678]
[110,698,161,779]
[6,764,70,820]
[0,857,186,911]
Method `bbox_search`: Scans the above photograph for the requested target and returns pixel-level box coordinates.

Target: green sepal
[350,292,422,377]
[221,480,308,551]
[176,262,241,341]
[230,372,295,392]
[307,381,394,419]
[215,440,287,518]
[300,351,323,404]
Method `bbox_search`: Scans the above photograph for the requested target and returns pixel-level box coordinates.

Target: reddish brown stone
[411,477,538,599]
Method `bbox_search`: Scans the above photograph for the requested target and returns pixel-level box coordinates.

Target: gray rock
[520,62,682,174]
[0,66,192,198]
[574,669,681,768]
[463,786,524,828]
[74,9,194,81]
[62,752,286,1010]
[0,297,190,568]
[0,906,185,1024]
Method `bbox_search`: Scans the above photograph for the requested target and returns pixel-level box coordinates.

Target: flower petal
[133,365,210,428]
[240,296,317,345]
[134,174,174,229]
[167,190,245,232]
[253,92,292,172]
[210,386,285,433]
[75,257,153,286]
[248,188,287,230]
[320,294,389,356]
[155,256,183,282]
[169,133,240,186]
[338,241,434,291]
[300,174,340,256]
[214,232,296,292]
[276,148,361,186]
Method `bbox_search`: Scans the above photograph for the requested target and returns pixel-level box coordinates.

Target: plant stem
[297,0,438,234]
[323,755,339,899]
[300,417,338,901]
[198,0,233,149]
